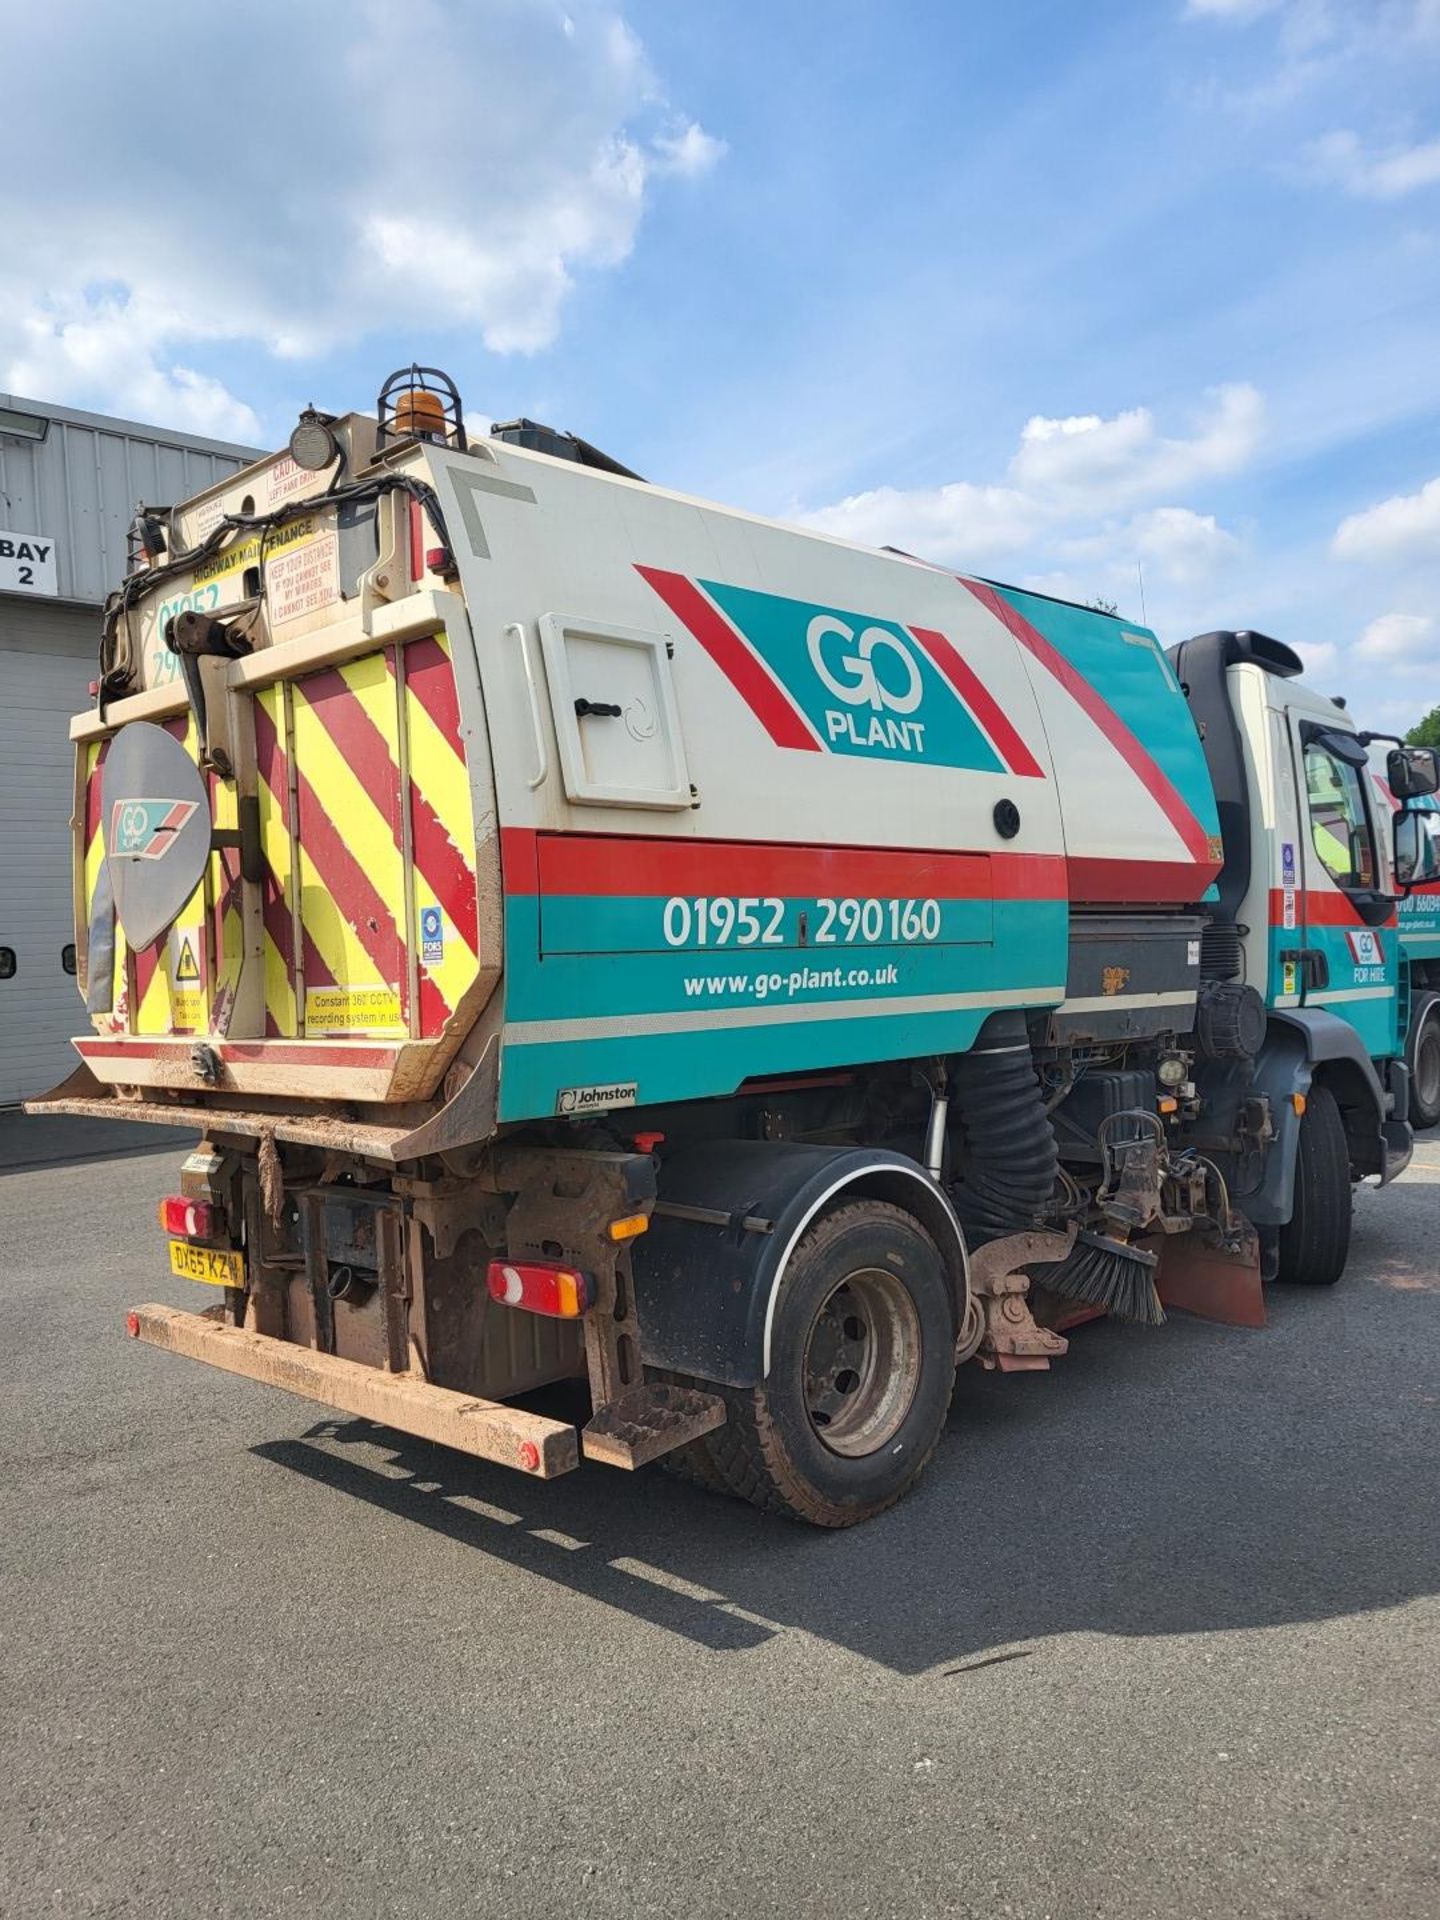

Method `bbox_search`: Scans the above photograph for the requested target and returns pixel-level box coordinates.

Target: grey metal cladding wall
[0,397,262,604]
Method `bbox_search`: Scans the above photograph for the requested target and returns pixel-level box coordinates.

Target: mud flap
[1152,1225,1265,1328]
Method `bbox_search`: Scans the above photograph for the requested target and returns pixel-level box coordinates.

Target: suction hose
[946,1012,1058,1243]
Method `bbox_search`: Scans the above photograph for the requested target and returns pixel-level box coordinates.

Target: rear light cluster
[158,1195,217,1240]
[486,1259,594,1319]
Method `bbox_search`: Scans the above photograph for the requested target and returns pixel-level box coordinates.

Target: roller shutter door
[0,633,93,1104]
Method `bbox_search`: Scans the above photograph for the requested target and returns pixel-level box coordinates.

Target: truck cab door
[1282,716,1399,1059]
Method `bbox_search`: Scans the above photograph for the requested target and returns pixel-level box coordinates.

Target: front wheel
[1275,1081,1352,1287]
[1407,992,1440,1130]
[681,1200,959,1527]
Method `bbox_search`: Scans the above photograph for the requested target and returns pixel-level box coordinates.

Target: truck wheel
[1407,993,1440,1130]
[682,1200,958,1527]
[1276,1081,1352,1287]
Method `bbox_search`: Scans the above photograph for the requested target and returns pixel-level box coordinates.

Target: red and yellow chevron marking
[80,630,479,1046]
[396,634,480,1030]
[82,738,128,1027]
[252,631,479,1040]
[253,684,300,1037]
[133,715,209,1037]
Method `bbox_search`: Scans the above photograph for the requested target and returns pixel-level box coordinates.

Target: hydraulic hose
[947,1012,1059,1243]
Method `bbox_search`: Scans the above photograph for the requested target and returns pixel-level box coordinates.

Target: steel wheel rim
[802,1266,923,1458]
[1418,1018,1440,1111]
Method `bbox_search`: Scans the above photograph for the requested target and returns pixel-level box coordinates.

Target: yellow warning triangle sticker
[175,936,200,984]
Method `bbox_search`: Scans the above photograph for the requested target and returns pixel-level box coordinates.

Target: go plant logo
[699,580,1006,771]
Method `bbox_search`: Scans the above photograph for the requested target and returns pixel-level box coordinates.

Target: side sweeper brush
[1034,1229,1165,1326]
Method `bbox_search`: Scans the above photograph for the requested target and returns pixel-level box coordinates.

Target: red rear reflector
[125,1312,141,1339]
[158,1194,216,1240]
[486,1259,593,1318]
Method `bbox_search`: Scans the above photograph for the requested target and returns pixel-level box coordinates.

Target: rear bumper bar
[127,1303,579,1478]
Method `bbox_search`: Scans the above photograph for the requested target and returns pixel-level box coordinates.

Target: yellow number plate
[168,1239,244,1288]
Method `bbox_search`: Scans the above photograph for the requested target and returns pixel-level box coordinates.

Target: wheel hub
[802,1266,923,1458]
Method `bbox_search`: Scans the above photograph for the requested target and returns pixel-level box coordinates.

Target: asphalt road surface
[3,1136,1438,1919]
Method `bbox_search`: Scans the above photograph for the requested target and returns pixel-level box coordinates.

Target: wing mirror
[1387,745,1440,800]
[1395,808,1440,889]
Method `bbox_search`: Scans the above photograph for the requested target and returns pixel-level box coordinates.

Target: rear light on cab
[158,1194,216,1240]
[486,1259,594,1318]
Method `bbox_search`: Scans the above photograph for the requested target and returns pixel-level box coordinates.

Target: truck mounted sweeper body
[29,368,1439,1525]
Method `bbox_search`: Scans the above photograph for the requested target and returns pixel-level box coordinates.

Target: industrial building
[0,395,259,1104]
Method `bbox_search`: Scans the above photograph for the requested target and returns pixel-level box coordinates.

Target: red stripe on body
[1269,888,1398,929]
[1069,856,1216,906]
[636,566,820,753]
[510,830,1067,903]
[959,578,1216,872]
[500,825,540,894]
[907,626,1047,779]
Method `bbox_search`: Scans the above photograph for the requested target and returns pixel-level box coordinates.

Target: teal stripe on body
[497,891,1068,1122]
[994,586,1220,839]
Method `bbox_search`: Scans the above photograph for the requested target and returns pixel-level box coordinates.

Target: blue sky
[3,0,1439,729]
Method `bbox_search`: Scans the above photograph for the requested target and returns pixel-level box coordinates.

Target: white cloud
[653,121,729,177]
[1118,506,1242,584]
[1294,637,1340,675]
[1186,0,1284,18]
[1333,476,1440,561]
[1009,385,1262,510]
[799,481,1043,566]
[1307,128,1440,198]
[1354,611,1438,671]
[0,0,721,434]
[798,389,1257,602]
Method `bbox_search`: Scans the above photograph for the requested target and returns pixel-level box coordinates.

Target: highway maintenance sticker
[267,532,339,624]
[1282,888,1297,930]
[191,514,318,588]
[304,985,403,1031]
[419,904,445,967]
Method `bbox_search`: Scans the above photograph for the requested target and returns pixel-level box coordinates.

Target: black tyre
[674,1200,958,1528]
[1276,1081,1352,1287]
[1407,992,1440,1131]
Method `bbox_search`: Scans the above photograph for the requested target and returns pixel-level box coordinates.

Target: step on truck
[29,367,1440,1526]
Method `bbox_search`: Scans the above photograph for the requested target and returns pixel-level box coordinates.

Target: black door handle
[574,698,622,719]
[1278,946,1330,990]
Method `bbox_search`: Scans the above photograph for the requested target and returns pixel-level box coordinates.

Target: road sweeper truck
[29,366,1440,1527]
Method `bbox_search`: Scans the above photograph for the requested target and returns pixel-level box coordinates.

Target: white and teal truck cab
[29,369,1440,1527]
[1390,789,1440,1128]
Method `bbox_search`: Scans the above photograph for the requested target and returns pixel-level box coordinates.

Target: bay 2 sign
[0,530,57,597]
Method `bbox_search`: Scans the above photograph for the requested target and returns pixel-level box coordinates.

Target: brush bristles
[1034,1232,1165,1326]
